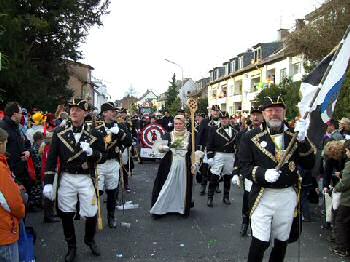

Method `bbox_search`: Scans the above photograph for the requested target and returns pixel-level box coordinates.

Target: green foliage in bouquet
[170,137,184,149]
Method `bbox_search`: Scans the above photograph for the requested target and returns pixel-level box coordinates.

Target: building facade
[208,38,305,115]
[67,61,95,105]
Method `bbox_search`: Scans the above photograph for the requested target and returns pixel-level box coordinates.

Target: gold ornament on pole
[187,97,198,175]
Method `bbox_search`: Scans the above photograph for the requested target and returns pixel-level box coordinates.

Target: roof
[66,60,94,70]
[209,49,287,85]
[138,89,159,100]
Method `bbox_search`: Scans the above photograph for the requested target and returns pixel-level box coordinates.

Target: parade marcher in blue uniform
[95,102,132,228]
[43,99,106,262]
[196,105,220,196]
[206,111,237,207]
[239,96,315,262]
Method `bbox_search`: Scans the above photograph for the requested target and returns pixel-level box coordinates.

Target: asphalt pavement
[28,161,348,262]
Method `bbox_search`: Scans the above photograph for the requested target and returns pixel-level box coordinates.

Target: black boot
[65,247,76,262]
[106,189,117,228]
[215,184,221,193]
[223,175,231,205]
[223,197,231,205]
[240,215,249,237]
[269,239,287,262]
[199,184,206,196]
[240,223,248,237]
[61,212,76,262]
[207,198,213,207]
[108,212,117,228]
[247,237,270,262]
[84,216,100,256]
[44,216,60,223]
[43,197,60,223]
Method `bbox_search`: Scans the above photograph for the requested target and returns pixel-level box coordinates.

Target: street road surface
[28,161,346,262]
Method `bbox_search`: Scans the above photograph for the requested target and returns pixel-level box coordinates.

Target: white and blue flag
[298,25,350,148]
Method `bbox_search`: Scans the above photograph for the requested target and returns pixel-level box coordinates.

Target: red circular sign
[140,123,166,148]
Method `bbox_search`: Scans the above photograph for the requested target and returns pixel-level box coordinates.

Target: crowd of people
[0,96,349,262]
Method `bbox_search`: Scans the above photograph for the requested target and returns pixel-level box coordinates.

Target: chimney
[277,29,289,41]
[295,19,305,31]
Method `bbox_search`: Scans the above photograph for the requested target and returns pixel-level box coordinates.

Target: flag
[298,25,350,149]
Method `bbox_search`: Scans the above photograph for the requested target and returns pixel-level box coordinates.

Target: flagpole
[276,24,350,171]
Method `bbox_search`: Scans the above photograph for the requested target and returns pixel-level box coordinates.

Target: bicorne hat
[68,98,89,111]
[262,95,286,110]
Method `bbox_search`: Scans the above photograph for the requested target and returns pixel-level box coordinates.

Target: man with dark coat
[0,102,31,189]
[161,110,174,132]
[206,111,237,207]
[116,108,134,192]
[43,99,106,262]
[196,105,220,195]
[239,96,315,262]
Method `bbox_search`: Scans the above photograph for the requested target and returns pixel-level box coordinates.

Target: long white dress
[150,132,189,215]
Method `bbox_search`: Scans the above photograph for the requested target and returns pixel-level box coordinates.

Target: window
[231,60,236,72]
[280,68,287,80]
[254,47,262,63]
[238,56,244,69]
[229,106,233,115]
[219,85,227,98]
[225,64,229,75]
[293,62,301,75]
[216,69,220,78]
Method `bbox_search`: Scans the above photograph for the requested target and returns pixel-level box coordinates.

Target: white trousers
[210,152,235,176]
[97,159,120,191]
[122,148,129,165]
[251,187,297,242]
[58,173,97,218]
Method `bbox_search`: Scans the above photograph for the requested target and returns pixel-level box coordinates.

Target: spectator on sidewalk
[27,131,45,212]
[339,117,350,140]
[0,102,31,190]
[26,112,45,146]
[331,140,350,258]
[0,128,26,262]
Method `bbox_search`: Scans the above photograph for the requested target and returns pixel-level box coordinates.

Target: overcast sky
[81,0,323,100]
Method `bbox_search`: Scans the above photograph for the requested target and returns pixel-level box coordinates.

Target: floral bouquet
[170,137,184,149]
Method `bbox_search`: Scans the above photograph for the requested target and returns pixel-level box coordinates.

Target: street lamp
[164,58,184,108]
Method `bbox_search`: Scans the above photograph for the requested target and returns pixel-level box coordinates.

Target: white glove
[264,169,281,183]
[207,158,214,166]
[80,141,93,156]
[191,163,199,174]
[159,145,170,152]
[294,118,309,142]
[231,175,239,186]
[168,122,173,127]
[43,184,54,200]
[110,124,120,135]
[194,150,205,163]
